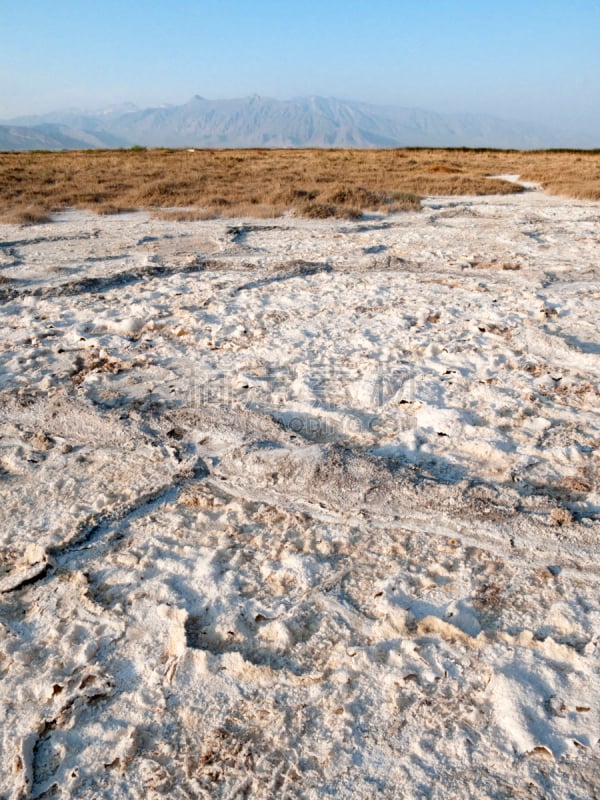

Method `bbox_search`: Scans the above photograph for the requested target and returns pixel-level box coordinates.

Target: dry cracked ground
[0,186,599,799]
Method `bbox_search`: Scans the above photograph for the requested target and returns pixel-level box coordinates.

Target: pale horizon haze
[2,0,600,143]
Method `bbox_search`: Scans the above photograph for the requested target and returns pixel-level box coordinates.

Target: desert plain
[0,149,599,798]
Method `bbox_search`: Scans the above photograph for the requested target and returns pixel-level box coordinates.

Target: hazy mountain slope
[5,103,139,130]
[102,96,399,147]
[103,95,559,149]
[0,123,127,151]
[337,98,559,148]
[1,96,564,150]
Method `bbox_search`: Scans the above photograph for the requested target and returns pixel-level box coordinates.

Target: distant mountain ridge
[0,123,128,151]
[0,95,570,151]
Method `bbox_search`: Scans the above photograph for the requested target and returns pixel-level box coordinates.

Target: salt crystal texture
[0,187,598,798]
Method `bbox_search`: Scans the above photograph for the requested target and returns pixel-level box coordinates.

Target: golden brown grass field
[0,147,599,224]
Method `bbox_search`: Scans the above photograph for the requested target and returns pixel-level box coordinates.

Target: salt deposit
[0,185,598,798]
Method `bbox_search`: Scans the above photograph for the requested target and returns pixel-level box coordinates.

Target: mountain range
[0,95,578,151]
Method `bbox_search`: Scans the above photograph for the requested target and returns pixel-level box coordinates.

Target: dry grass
[1,205,53,225]
[507,151,600,201]
[0,148,598,224]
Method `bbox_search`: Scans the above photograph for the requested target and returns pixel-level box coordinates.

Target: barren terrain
[0,177,599,798]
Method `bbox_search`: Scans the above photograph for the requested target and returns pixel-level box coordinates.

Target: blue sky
[2,0,599,139]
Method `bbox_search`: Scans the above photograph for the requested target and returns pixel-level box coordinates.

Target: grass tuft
[0,206,52,225]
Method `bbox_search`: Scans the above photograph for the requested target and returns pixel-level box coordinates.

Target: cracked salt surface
[0,187,598,798]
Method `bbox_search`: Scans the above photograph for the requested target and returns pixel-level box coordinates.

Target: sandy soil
[0,184,599,798]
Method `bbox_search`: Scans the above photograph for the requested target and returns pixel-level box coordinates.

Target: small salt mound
[105,316,146,336]
[416,406,464,437]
